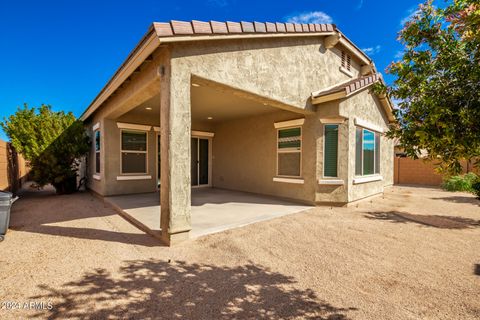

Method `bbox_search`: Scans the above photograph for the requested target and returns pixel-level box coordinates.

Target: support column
[160,47,191,245]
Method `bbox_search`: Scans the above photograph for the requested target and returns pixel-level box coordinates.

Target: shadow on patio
[30,259,356,319]
[364,211,480,229]
[106,188,312,238]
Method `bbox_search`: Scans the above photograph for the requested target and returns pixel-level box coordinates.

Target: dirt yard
[0,185,479,319]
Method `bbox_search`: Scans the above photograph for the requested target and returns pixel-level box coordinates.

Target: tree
[1,104,90,194]
[386,0,480,174]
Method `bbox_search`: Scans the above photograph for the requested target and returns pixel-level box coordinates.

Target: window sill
[353,175,382,184]
[339,66,353,77]
[273,177,304,184]
[117,175,152,181]
[92,174,101,181]
[318,179,344,185]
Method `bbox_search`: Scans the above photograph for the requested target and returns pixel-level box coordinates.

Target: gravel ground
[0,185,479,319]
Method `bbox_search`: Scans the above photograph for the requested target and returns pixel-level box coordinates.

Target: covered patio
[105,188,312,239]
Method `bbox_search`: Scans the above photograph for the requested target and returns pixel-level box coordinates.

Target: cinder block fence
[394,157,477,186]
[0,139,29,193]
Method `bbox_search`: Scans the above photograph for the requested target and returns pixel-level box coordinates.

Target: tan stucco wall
[86,108,217,196]
[85,116,105,196]
[314,117,350,204]
[85,35,393,204]
[212,110,316,204]
[341,89,394,202]
[171,37,361,113]
[102,119,158,196]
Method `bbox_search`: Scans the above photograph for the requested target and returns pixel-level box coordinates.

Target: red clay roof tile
[241,21,255,33]
[226,21,242,33]
[313,74,382,99]
[153,22,174,36]
[265,22,277,33]
[170,20,194,35]
[152,20,336,39]
[254,22,267,33]
[192,20,212,34]
[210,21,228,33]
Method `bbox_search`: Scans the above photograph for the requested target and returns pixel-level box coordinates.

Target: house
[80,20,395,245]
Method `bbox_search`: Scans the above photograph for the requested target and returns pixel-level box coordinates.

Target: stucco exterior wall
[171,37,361,113]
[85,35,392,204]
[314,117,350,204]
[102,119,158,196]
[88,109,216,196]
[212,110,316,204]
[85,115,105,196]
[341,90,394,202]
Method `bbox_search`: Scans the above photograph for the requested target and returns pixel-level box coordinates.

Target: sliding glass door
[191,137,210,187]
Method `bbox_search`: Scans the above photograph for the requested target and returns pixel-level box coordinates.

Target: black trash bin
[0,191,13,241]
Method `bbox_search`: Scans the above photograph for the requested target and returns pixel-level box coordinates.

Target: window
[277,127,302,177]
[94,130,101,174]
[324,124,339,177]
[341,51,351,71]
[355,128,381,176]
[121,130,147,174]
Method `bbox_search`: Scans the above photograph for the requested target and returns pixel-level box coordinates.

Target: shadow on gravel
[9,190,161,247]
[474,264,480,276]
[30,260,356,319]
[365,211,480,229]
[431,196,480,206]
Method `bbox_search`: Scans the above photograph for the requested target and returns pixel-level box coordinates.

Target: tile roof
[312,73,382,99]
[152,20,336,37]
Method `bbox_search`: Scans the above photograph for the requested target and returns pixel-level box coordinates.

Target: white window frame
[323,123,340,179]
[355,127,381,177]
[120,129,149,175]
[276,126,302,179]
[94,129,101,175]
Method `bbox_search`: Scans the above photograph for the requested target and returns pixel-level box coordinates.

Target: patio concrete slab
[105,188,312,238]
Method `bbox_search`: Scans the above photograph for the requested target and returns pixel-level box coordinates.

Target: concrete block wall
[394,157,478,186]
[0,139,29,192]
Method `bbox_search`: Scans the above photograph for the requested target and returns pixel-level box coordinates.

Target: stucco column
[160,48,191,245]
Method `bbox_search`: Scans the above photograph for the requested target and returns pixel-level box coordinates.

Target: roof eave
[80,26,160,121]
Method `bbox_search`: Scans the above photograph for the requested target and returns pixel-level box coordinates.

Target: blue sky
[0,0,424,141]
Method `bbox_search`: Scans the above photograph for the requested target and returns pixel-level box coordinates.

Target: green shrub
[441,173,479,192]
[2,105,90,194]
[472,179,480,199]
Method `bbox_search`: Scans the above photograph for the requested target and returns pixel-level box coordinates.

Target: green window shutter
[324,125,338,177]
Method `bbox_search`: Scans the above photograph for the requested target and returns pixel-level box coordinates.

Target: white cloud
[357,0,364,10]
[285,11,333,24]
[400,8,421,25]
[362,45,381,55]
[394,50,404,59]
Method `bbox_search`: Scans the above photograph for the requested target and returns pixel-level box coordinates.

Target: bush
[441,172,479,192]
[472,179,480,199]
[1,105,89,194]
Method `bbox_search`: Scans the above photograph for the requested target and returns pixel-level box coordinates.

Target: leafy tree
[386,0,480,174]
[1,104,90,194]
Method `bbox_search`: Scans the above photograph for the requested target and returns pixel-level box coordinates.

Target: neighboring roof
[311,73,395,122]
[80,20,375,121]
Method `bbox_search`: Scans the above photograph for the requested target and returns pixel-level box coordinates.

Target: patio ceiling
[118,81,296,125]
